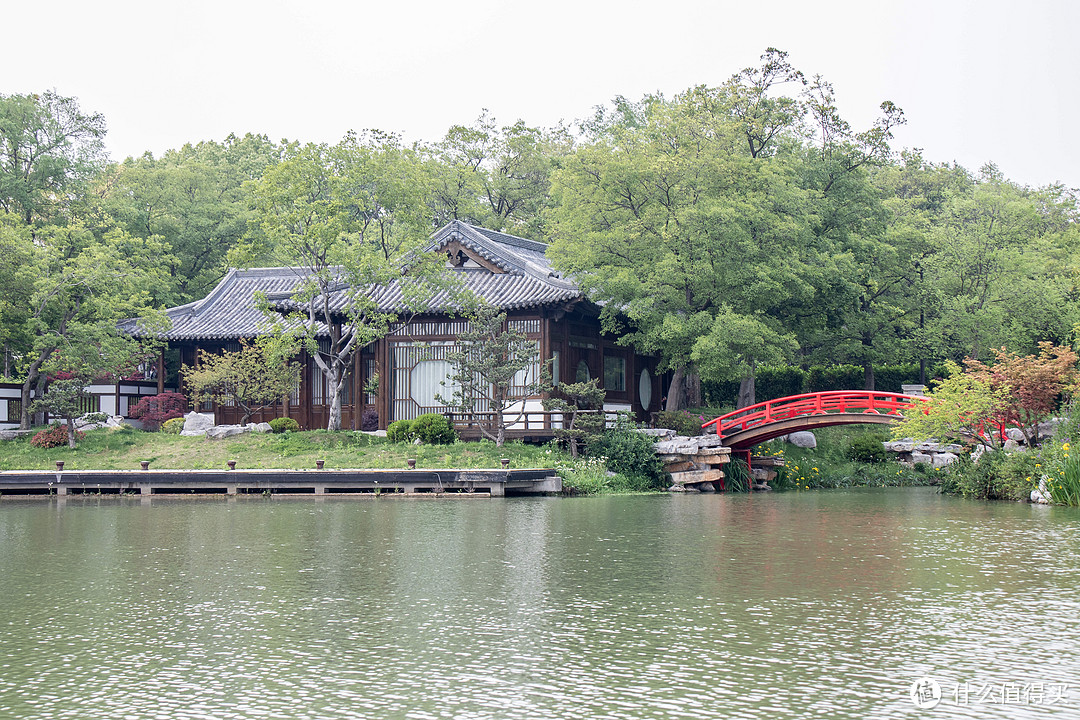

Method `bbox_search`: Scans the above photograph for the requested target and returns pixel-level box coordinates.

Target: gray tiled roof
[126,222,583,341]
[270,221,582,318]
[121,267,323,341]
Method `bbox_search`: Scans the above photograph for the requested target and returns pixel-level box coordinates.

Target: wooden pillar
[302,349,313,431]
[156,350,165,394]
[352,348,361,430]
[377,338,390,430]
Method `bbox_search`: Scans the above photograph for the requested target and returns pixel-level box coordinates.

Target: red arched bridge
[702,391,930,451]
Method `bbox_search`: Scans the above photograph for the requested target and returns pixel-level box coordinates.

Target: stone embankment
[641,429,731,492]
[883,439,963,468]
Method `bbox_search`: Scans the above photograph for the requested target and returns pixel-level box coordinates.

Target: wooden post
[156,350,165,394]
[352,347,361,430]
[377,338,390,430]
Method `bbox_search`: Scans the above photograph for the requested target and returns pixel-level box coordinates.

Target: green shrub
[587,418,666,491]
[161,417,186,434]
[847,432,889,463]
[940,450,1035,501]
[410,413,456,445]
[654,410,707,436]
[386,419,415,443]
[269,417,300,434]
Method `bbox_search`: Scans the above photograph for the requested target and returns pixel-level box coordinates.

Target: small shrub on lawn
[31,423,85,449]
[269,417,301,433]
[847,432,889,463]
[161,417,186,434]
[386,419,415,443]
[410,413,456,445]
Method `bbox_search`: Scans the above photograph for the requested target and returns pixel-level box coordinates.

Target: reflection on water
[1,489,1078,719]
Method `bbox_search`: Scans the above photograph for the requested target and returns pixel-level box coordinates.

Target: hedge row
[702,363,951,406]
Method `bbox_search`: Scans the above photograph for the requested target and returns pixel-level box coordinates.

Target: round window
[638,368,653,410]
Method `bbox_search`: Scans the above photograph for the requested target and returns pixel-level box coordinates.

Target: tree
[548,72,814,410]
[897,344,1079,448]
[437,304,543,447]
[182,341,301,425]
[10,221,167,429]
[541,377,606,458]
[425,112,571,237]
[893,361,1006,448]
[691,307,799,407]
[29,378,92,448]
[246,133,458,431]
[98,134,283,305]
[0,90,107,230]
[966,342,1079,447]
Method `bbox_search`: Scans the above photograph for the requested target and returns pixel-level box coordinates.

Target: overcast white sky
[5,0,1077,189]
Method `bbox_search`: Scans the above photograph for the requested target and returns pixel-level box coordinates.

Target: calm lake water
[1,488,1078,719]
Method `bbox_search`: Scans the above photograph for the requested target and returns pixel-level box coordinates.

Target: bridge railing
[702,391,929,439]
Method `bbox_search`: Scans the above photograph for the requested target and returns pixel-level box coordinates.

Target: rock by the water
[911,452,933,466]
[1031,478,1052,504]
[180,412,214,437]
[931,452,959,468]
[787,431,817,449]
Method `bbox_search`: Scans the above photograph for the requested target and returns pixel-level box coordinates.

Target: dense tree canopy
[3,56,1078,428]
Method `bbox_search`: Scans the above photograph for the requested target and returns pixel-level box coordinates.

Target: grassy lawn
[0,426,563,472]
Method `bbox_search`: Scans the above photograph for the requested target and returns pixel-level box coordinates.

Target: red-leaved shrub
[31,424,85,448]
[129,392,189,430]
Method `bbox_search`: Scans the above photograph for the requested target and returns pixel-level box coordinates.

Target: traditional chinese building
[124,221,660,436]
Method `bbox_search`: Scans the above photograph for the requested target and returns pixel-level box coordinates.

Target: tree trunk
[737,361,757,409]
[19,377,33,430]
[326,372,342,431]
[686,368,702,408]
[33,374,47,426]
[66,415,77,449]
[919,358,926,386]
[863,362,875,391]
[665,366,686,411]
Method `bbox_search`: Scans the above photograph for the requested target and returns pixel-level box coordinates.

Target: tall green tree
[548,59,815,410]
[10,221,167,428]
[0,90,107,230]
[425,112,571,237]
[98,133,283,305]
[246,133,459,431]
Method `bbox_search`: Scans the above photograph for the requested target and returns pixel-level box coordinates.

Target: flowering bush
[31,423,85,449]
[1038,441,1080,506]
